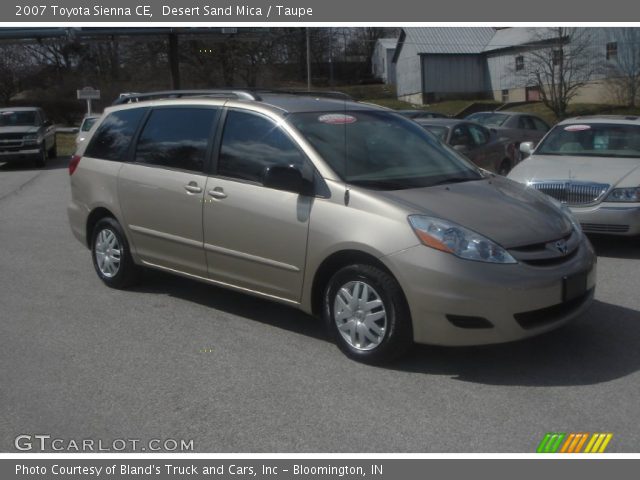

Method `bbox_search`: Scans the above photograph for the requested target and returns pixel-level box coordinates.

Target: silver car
[509,116,640,236]
[67,90,596,362]
[0,107,57,167]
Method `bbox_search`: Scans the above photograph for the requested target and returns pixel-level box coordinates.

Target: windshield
[536,123,640,158]
[468,113,508,127]
[81,117,98,132]
[0,110,38,127]
[288,110,481,190]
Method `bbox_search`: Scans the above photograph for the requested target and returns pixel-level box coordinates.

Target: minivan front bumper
[383,237,596,346]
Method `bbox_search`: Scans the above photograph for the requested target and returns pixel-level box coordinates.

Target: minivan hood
[509,154,640,187]
[0,126,38,135]
[376,176,571,248]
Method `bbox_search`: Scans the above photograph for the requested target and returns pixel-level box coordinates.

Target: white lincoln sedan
[509,116,640,236]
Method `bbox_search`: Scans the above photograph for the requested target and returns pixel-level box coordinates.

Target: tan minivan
[68,90,596,362]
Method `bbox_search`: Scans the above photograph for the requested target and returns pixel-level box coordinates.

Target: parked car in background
[68,90,595,363]
[416,118,517,175]
[466,111,550,159]
[0,107,56,167]
[397,110,448,120]
[509,116,640,236]
[75,115,99,146]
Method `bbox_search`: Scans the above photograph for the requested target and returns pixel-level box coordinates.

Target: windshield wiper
[430,176,479,186]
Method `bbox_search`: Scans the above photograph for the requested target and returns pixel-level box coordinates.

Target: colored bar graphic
[538,433,613,453]
[537,433,566,453]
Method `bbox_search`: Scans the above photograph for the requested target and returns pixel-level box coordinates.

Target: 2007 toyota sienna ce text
[67,90,596,362]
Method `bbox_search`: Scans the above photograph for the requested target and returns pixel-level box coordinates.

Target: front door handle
[208,187,228,199]
[184,181,202,194]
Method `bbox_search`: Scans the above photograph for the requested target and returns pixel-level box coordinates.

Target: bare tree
[0,46,31,105]
[605,28,640,107]
[518,27,600,119]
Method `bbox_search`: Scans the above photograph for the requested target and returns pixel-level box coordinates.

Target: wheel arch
[85,207,118,248]
[310,249,403,318]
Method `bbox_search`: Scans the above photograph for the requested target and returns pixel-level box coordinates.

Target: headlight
[23,134,38,145]
[605,187,640,202]
[408,215,517,264]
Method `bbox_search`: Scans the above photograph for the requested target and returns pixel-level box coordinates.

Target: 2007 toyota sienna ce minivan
[67,90,596,363]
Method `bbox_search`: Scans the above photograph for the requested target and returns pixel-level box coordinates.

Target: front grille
[508,231,579,266]
[529,181,609,206]
[581,223,630,233]
[514,289,593,330]
[0,133,25,140]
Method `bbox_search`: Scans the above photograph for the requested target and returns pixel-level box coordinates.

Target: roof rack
[112,89,261,105]
[256,89,354,101]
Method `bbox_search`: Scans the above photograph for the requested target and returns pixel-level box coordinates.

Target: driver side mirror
[519,141,535,156]
[43,119,52,127]
[262,165,313,195]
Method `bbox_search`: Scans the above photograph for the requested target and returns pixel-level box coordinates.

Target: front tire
[34,146,47,168]
[91,217,140,289]
[48,142,57,159]
[323,264,413,363]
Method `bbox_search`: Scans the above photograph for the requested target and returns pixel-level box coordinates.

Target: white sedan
[508,116,640,236]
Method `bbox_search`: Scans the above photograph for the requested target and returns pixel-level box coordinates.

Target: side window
[218,110,307,184]
[519,116,535,130]
[450,125,473,147]
[532,117,549,132]
[85,109,146,161]
[468,125,489,146]
[135,108,217,172]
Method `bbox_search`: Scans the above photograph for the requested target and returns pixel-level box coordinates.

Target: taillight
[69,155,81,175]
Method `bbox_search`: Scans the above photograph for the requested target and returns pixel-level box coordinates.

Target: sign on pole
[77,87,101,115]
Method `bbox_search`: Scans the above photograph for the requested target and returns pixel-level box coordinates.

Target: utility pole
[306,28,311,91]
[168,30,181,89]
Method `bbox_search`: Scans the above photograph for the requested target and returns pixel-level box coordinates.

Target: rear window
[85,109,146,161]
[467,113,508,127]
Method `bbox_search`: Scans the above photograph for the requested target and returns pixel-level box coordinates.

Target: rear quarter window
[85,109,146,161]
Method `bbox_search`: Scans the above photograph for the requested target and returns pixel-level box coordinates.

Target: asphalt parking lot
[1,156,639,453]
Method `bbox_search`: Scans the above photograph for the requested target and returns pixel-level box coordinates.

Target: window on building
[515,56,524,71]
[606,42,618,60]
[501,89,509,102]
[553,49,563,66]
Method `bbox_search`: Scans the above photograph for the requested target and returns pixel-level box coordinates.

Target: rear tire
[91,217,140,289]
[323,264,413,363]
[48,142,57,159]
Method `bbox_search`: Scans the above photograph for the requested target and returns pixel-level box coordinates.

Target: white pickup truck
[0,107,57,167]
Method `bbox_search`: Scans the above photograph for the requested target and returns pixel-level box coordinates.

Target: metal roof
[483,27,559,53]
[403,27,496,54]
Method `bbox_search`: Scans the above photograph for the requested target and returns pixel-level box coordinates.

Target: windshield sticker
[318,114,357,125]
[564,124,591,132]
